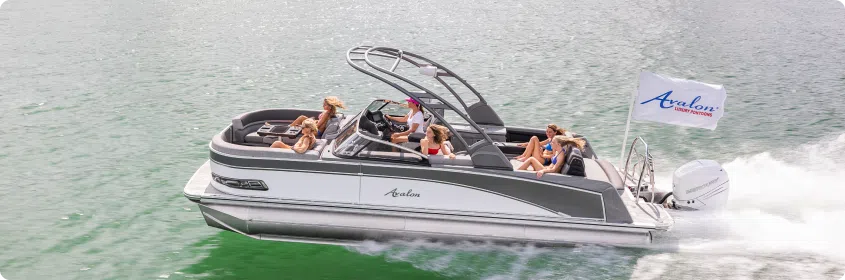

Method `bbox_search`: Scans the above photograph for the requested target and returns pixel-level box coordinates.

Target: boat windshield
[331,107,427,163]
[333,119,362,154]
[335,133,368,157]
[366,99,408,117]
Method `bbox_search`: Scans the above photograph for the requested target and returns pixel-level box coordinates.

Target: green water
[1,0,844,278]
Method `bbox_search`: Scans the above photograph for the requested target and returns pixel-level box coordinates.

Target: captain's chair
[321,117,342,139]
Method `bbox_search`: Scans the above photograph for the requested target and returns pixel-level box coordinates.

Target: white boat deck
[184,160,211,200]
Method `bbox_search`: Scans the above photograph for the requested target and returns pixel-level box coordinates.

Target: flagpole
[619,89,637,167]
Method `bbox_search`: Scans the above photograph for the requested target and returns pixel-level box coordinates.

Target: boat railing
[622,137,655,204]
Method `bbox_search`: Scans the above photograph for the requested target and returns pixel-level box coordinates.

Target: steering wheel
[382,112,397,132]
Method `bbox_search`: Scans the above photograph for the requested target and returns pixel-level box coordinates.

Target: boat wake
[348,133,845,279]
[656,133,845,262]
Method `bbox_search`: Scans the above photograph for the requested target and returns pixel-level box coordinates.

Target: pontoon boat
[182,46,726,247]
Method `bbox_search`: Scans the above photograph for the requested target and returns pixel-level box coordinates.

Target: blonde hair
[553,135,585,150]
[428,124,449,144]
[301,118,318,136]
[324,96,347,116]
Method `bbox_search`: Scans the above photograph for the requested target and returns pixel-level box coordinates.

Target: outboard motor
[665,160,730,210]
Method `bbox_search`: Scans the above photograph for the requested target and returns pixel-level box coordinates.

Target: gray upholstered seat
[212,132,328,160]
[357,150,423,162]
[510,159,524,170]
[582,158,610,182]
[230,109,320,143]
[244,132,266,144]
[561,147,586,176]
[429,154,474,166]
[321,117,341,139]
[594,158,625,192]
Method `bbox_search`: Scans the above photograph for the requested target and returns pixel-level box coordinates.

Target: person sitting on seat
[270,118,317,154]
[514,124,567,163]
[285,96,347,138]
[420,124,456,159]
[517,135,565,172]
[388,97,426,144]
[518,136,586,178]
[560,138,587,177]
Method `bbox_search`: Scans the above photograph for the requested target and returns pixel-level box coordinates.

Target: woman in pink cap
[388,97,426,144]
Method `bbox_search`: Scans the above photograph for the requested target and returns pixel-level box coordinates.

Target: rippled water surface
[1,0,844,279]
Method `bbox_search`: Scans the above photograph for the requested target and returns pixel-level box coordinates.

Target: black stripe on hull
[209,150,633,223]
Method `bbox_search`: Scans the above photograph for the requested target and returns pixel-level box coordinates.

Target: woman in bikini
[514,124,567,163]
[517,136,586,178]
[420,124,456,159]
[270,118,318,154]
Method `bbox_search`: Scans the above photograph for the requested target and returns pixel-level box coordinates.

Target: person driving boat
[387,97,425,144]
[284,96,347,138]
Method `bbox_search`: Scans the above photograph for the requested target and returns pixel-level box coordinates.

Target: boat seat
[245,115,348,145]
[256,139,328,159]
[509,159,540,172]
[429,154,473,166]
[244,124,293,145]
[581,158,626,194]
[321,117,342,139]
[357,150,424,162]
[231,109,319,143]
[211,131,328,160]
[310,139,328,154]
[510,159,523,170]
[594,158,625,192]
[561,147,586,177]
[582,158,609,183]
[244,132,266,144]
[244,131,301,146]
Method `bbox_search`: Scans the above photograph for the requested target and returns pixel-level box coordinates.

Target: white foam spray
[654,133,845,262]
[348,133,845,279]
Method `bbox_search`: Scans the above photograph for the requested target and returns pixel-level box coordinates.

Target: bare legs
[517,157,545,171]
[389,134,409,152]
[391,135,409,144]
[515,136,537,160]
[270,141,291,149]
[515,136,544,162]
[290,115,309,127]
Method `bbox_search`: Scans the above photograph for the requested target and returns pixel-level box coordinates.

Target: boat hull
[185,161,656,247]
[197,201,653,246]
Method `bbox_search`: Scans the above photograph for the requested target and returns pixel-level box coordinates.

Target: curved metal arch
[346,50,470,151]
[346,46,511,170]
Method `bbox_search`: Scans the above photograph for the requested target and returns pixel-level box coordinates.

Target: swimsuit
[546,149,564,166]
[541,141,553,164]
[427,143,441,155]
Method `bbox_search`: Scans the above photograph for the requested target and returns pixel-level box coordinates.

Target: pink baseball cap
[405,97,420,106]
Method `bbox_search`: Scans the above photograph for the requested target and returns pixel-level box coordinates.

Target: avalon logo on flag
[632,72,727,130]
[640,90,720,117]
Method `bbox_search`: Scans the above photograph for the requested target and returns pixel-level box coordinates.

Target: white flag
[632,72,727,130]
